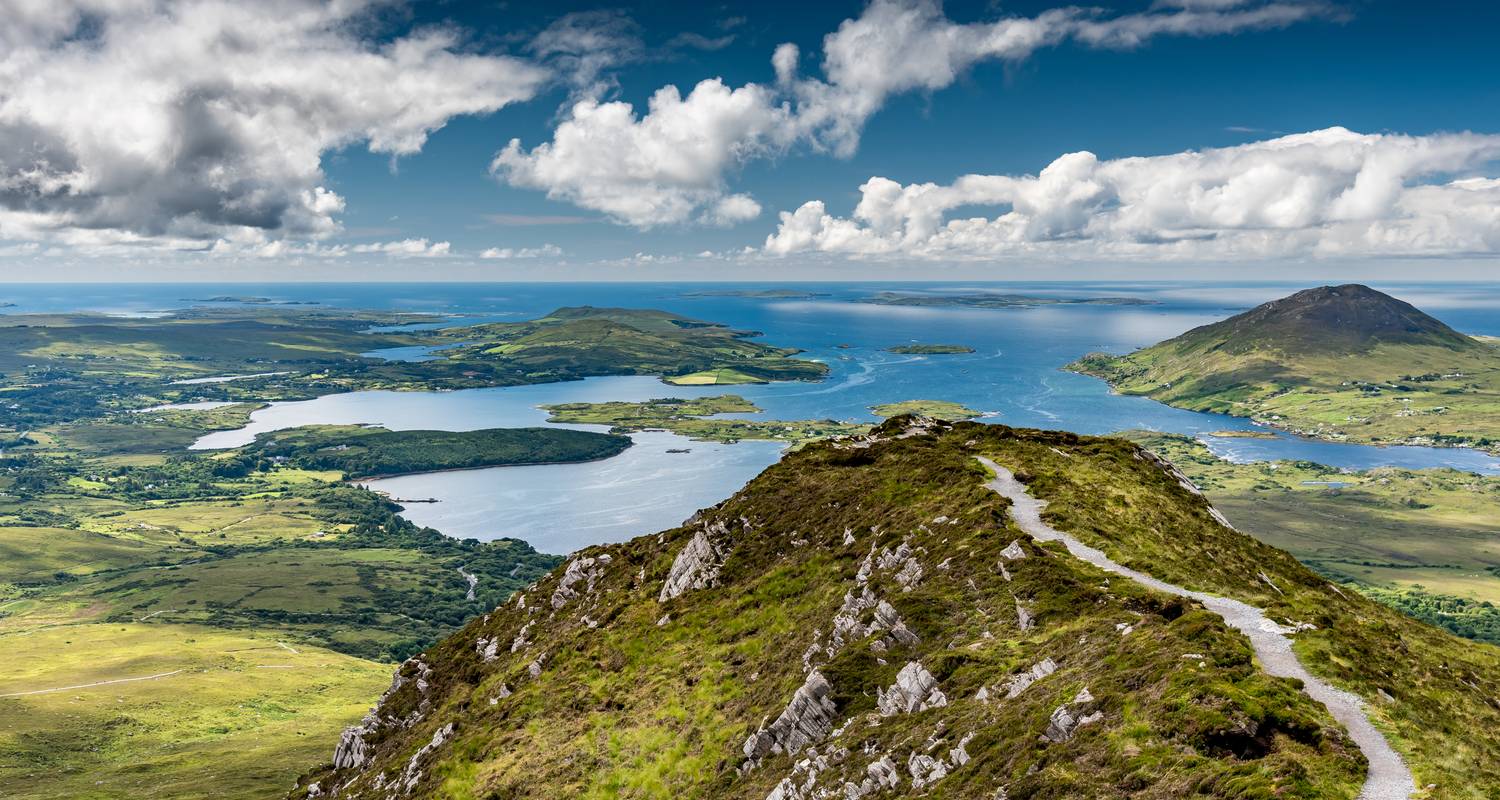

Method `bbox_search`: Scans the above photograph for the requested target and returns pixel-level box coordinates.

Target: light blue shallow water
[8,281,1500,551]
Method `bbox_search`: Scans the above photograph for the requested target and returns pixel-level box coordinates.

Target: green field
[0,623,390,800]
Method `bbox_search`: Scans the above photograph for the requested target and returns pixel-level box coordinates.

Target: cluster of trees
[1358,584,1500,643]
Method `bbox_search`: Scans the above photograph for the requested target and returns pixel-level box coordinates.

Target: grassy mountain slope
[1118,430,1500,643]
[296,419,1500,800]
[1068,285,1500,451]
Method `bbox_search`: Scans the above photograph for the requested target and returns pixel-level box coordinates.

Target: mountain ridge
[293,418,1500,800]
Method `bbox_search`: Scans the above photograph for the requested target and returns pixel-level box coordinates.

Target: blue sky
[3,1,1499,280]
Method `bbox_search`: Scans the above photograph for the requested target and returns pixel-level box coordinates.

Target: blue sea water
[7,281,1500,552]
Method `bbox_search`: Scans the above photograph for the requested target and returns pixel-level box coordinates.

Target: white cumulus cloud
[491,80,791,228]
[494,0,1332,227]
[0,0,547,249]
[479,244,563,259]
[351,238,452,258]
[763,127,1500,261]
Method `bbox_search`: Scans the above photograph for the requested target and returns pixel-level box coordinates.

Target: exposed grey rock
[875,539,926,592]
[743,671,840,760]
[551,554,611,610]
[842,528,856,546]
[527,653,547,678]
[510,620,533,653]
[1000,540,1027,561]
[876,662,948,716]
[476,636,499,662]
[848,755,901,798]
[660,524,730,602]
[764,745,850,800]
[398,723,454,795]
[949,732,974,767]
[874,601,919,647]
[1043,689,1102,743]
[333,724,368,770]
[1015,598,1034,631]
[1004,657,1058,699]
[907,752,948,789]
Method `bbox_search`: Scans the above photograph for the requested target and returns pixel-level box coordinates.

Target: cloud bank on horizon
[0,0,1498,271]
[765,128,1500,261]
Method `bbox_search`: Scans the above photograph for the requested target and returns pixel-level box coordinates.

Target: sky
[1,0,1499,282]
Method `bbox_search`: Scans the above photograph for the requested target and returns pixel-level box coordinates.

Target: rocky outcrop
[876,662,947,716]
[1043,689,1103,743]
[551,554,611,610]
[1004,657,1057,699]
[660,523,731,602]
[397,723,454,795]
[744,671,840,760]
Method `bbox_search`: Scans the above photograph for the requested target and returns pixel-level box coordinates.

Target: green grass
[0,527,171,583]
[980,427,1500,798]
[304,419,1490,799]
[0,623,390,800]
[1118,431,1500,642]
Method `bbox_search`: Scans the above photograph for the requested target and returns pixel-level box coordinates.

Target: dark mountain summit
[1067,285,1500,451]
[1168,284,1477,357]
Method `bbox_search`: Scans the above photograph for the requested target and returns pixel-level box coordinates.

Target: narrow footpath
[977,457,1415,800]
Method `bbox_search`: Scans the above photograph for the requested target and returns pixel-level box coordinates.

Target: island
[1068,284,1500,453]
[542,395,867,445]
[860,292,1156,308]
[885,343,975,354]
[869,399,980,419]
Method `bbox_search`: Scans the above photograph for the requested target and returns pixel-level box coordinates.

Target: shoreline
[1067,366,1500,460]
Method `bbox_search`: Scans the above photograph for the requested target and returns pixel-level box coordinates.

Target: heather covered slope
[295,419,1500,800]
[1069,285,1500,451]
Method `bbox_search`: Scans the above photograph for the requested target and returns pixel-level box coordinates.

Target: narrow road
[977,458,1415,800]
[0,669,186,698]
[458,566,479,601]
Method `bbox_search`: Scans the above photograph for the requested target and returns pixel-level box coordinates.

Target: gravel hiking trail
[978,457,1415,800]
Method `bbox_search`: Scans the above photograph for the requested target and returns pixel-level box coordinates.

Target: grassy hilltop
[1069,284,1500,452]
[295,419,1500,800]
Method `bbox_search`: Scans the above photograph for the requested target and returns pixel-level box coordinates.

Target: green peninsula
[250,425,631,478]
[1070,284,1500,453]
